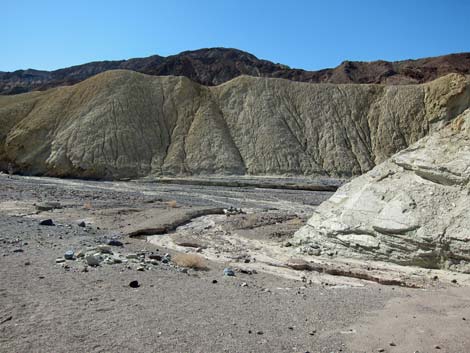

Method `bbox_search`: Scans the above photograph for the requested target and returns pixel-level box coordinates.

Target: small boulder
[85,254,101,266]
[39,219,54,226]
[224,268,235,276]
[107,239,123,247]
[148,253,162,261]
[97,245,113,254]
[36,202,61,212]
[77,221,86,227]
[162,253,171,263]
[129,280,140,288]
[64,250,74,260]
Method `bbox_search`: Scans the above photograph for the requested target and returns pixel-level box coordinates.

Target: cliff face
[0,71,469,179]
[1,48,470,95]
[293,109,470,272]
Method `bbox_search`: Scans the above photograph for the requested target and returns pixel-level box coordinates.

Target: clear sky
[3,0,470,72]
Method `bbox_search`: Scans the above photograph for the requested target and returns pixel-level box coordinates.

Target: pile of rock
[56,242,172,272]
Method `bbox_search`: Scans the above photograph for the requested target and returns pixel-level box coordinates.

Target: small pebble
[129,280,140,288]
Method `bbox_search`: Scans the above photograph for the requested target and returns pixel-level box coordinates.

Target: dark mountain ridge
[1,47,470,95]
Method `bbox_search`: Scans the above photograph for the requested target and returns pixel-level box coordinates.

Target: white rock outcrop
[294,109,470,271]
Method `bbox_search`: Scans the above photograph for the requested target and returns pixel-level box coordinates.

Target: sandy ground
[1,174,470,353]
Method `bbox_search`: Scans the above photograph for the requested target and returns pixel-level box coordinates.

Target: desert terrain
[2,45,470,353]
[1,173,470,353]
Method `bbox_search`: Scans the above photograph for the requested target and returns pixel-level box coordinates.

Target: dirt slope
[1,71,469,179]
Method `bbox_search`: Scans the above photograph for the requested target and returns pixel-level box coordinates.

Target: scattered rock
[129,280,140,288]
[112,255,123,264]
[97,245,113,254]
[238,268,257,275]
[39,219,55,226]
[107,239,123,247]
[148,253,162,261]
[85,254,101,266]
[224,268,235,276]
[36,202,61,211]
[0,315,13,325]
[224,206,245,215]
[76,250,85,258]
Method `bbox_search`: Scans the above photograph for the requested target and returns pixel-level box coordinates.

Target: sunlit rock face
[294,109,470,272]
[0,70,468,179]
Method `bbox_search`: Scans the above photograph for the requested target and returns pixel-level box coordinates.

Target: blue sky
[3,0,470,72]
